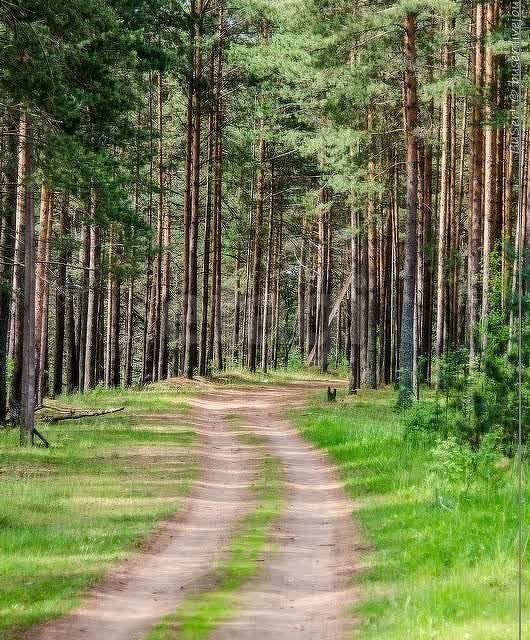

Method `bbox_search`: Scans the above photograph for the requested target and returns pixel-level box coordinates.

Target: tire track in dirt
[198,383,359,640]
[25,403,259,640]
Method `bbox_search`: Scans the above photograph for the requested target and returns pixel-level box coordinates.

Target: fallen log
[43,407,125,424]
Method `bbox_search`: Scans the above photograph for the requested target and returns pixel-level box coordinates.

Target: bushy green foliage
[409,257,530,457]
[427,432,504,500]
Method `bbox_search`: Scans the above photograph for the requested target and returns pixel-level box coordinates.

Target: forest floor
[3,376,358,640]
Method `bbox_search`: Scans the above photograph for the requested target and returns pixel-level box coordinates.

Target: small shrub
[427,431,504,499]
[403,401,444,444]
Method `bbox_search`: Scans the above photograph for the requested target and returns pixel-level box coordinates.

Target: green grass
[0,382,196,639]
[148,448,283,640]
[292,387,528,639]
[212,364,346,386]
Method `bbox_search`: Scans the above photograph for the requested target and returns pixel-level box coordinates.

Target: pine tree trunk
[298,216,307,362]
[77,224,89,390]
[248,131,265,372]
[468,3,484,366]
[84,194,100,391]
[349,198,360,394]
[232,249,241,363]
[317,192,331,373]
[261,163,275,372]
[199,65,215,376]
[124,278,134,386]
[35,185,52,405]
[366,127,377,387]
[110,274,121,387]
[307,249,317,360]
[66,273,78,393]
[272,206,282,369]
[20,112,35,443]
[184,0,203,379]
[0,121,17,422]
[9,112,28,424]
[481,1,497,344]
[157,72,170,380]
[421,124,433,381]
[181,27,195,374]
[435,20,453,372]
[398,12,419,406]
[53,195,69,396]
[359,229,368,383]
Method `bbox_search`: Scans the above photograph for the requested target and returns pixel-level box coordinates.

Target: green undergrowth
[292,387,529,639]
[148,435,282,640]
[0,381,195,639]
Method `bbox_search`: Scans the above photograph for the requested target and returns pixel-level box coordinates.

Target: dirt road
[26,382,358,640]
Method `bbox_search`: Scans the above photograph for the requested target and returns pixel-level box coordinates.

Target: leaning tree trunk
[398,12,419,407]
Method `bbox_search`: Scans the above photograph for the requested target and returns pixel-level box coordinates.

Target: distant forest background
[0,0,529,438]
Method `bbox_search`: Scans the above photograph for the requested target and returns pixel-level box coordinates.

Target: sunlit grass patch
[0,381,195,639]
[292,387,529,639]
[212,365,346,386]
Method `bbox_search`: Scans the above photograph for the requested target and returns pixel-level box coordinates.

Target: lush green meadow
[293,387,527,640]
[0,383,195,639]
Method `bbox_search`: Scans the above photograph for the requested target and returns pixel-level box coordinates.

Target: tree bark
[481,1,497,346]
[261,162,275,372]
[20,112,35,444]
[366,115,377,387]
[468,2,484,366]
[349,192,360,393]
[35,185,52,405]
[298,216,307,362]
[184,0,203,379]
[157,72,170,380]
[248,130,265,372]
[398,12,419,406]
[53,195,69,396]
[84,194,100,391]
[0,119,17,422]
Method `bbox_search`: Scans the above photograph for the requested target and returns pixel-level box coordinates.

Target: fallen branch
[43,407,125,424]
[40,403,88,414]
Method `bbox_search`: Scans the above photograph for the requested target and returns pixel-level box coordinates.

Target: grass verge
[292,386,528,639]
[148,439,282,640]
[0,382,195,639]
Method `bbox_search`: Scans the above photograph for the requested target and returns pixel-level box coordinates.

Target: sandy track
[25,404,258,640]
[25,381,359,640]
[201,383,359,640]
